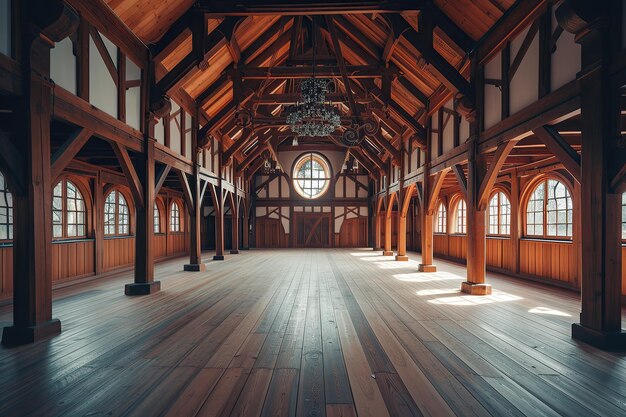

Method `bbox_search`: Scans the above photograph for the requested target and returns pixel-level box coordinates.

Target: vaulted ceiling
[104,0,517,173]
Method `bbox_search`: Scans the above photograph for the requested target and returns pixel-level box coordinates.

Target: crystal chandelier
[286,77,341,137]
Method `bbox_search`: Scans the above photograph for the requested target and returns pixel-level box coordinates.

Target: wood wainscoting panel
[104,236,135,270]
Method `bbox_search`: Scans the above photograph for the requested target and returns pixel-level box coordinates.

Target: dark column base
[213,255,225,261]
[395,255,409,261]
[184,263,206,272]
[230,250,239,254]
[460,281,492,295]
[572,323,626,351]
[418,263,437,272]
[2,319,61,346]
[382,251,394,256]
[125,281,161,296]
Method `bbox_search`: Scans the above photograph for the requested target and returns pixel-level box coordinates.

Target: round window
[292,153,331,199]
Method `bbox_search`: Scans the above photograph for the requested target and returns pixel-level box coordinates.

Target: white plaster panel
[359,207,367,216]
[294,206,303,212]
[484,51,502,129]
[335,177,344,198]
[268,177,279,197]
[51,37,76,94]
[281,177,290,198]
[126,56,142,131]
[89,35,117,118]
[185,112,192,158]
[282,218,290,233]
[442,112,455,153]
[323,206,330,213]
[256,207,266,217]
[169,102,181,154]
[155,118,165,144]
[510,26,539,115]
[551,10,581,91]
[346,178,356,198]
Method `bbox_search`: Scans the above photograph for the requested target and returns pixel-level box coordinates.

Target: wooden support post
[210,184,225,261]
[372,195,383,251]
[184,168,205,271]
[2,1,79,345]
[383,193,395,256]
[396,184,414,261]
[241,199,250,250]
[557,1,626,349]
[230,193,240,254]
[462,140,491,295]
[94,172,104,275]
[125,139,160,295]
[419,168,446,272]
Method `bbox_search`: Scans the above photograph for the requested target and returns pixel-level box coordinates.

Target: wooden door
[295,213,331,248]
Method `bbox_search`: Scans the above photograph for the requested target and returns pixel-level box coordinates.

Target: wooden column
[125,139,160,295]
[395,214,407,260]
[462,141,491,295]
[557,1,626,349]
[2,1,78,345]
[419,168,441,272]
[230,193,240,254]
[396,186,412,261]
[383,194,394,256]
[94,172,104,275]
[372,200,382,251]
[241,199,250,250]
[184,164,205,271]
[211,185,225,261]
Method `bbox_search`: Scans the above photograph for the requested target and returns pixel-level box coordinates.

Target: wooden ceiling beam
[230,65,394,80]
[196,0,422,16]
[387,14,473,103]
[156,17,243,96]
[428,4,474,53]
[532,125,581,183]
[150,9,194,58]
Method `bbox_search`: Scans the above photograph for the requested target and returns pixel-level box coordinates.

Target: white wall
[169,101,181,154]
[0,0,10,57]
[484,51,501,129]
[125,57,141,131]
[441,99,455,153]
[551,9,580,91]
[89,32,118,118]
[155,118,165,144]
[184,112,192,159]
[51,37,76,94]
[510,25,539,114]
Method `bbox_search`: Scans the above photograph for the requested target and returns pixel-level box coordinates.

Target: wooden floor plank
[0,249,624,417]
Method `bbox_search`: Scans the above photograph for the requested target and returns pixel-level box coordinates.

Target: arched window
[170,201,181,232]
[52,179,86,238]
[153,202,161,234]
[104,190,129,236]
[622,192,626,240]
[435,202,447,234]
[526,178,573,238]
[488,191,511,235]
[454,199,466,234]
[292,153,331,199]
[0,172,12,240]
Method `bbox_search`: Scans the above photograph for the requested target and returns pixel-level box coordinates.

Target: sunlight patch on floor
[428,290,522,306]
[528,307,571,317]
[393,271,460,282]
[416,288,460,296]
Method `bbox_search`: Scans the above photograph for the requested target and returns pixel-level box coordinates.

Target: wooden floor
[0,249,625,417]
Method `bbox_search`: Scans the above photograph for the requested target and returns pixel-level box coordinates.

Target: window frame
[170,200,182,233]
[434,201,447,234]
[104,189,131,237]
[451,196,466,235]
[524,177,573,240]
[0,171,12,241]
[291,152,332,199]
[153,201,161,234]
[487,190,511,237]
[52,178,88,240]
